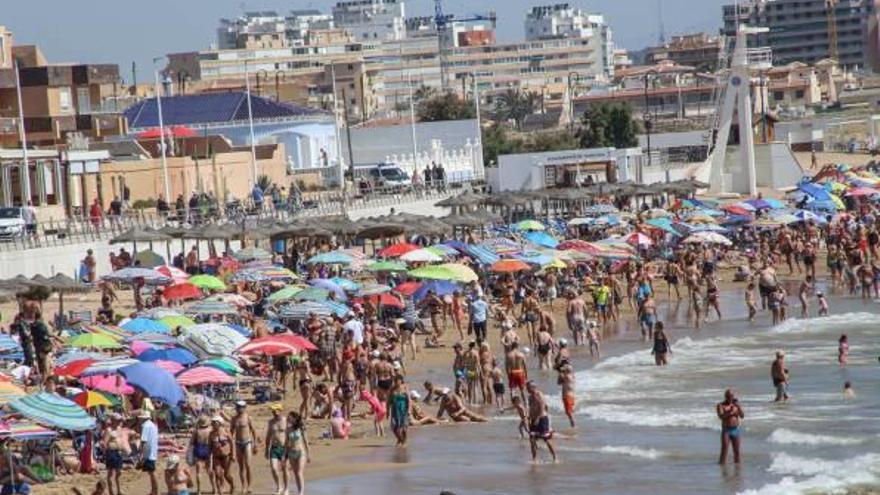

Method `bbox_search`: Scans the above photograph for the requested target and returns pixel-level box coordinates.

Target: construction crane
[433,0,496,90]
[826,0,839,61]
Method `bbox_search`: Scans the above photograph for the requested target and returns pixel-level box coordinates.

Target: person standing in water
[798,275,814,318]
[526,381,557,463]
[771,351,790,402]
[651,322,672,366]
[556,359,576,428]
[716,389,744,464]
[838,334,849,367]
[745,283,757,322]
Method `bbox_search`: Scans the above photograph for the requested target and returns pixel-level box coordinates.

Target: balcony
[747,47,773,69]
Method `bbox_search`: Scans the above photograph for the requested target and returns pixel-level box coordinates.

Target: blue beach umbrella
[413,280,459,301]
[119,362,186,406]
[137,347,199,366]
[121,318,171,335]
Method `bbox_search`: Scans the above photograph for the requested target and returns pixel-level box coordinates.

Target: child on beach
[490,364,506,409]
[843,381,855,400]
[745,283,757,322]
[587,321,601,358]
[360,390,386,437]
[503,396,530,439]
[817,292,829,316]
[838,334,849,367]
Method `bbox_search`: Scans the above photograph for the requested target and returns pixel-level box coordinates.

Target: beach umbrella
[121,318,171,335]
[523,231,559,249]
[270,333,318,351]
[514,219,545,231]
[751,217,785,229]
[129,340,157,356]
[163,283,202,301]
[66,333,123,349]
[378,242,420,258]
[119,362,186,405]
[845,187,880,197]
[308,279,348,300]
[158,315,196,330]
[205,293,253,308]
[293,286,331,302]
[80,357,141,377]
[408,265,456,281]
[184,300,240,316]
[103,267,171,285]
[81,323,131,341]
[80,375,134,395]
[232,247,272,262]
[278,301,333,319]
[793,210,826,224]
[365,261,408,273]
[436,263,479,282]
[307,251,354,265]
[626,232,654,247]
[683,232,732,246]
[236,339,301,356]
[187,275,226,291]
[357,283,392,296]
[643,208,673,219]
[413,280,459,300]
[176,366,236,387]
[400,248,443,263]
[231,266,298,283]
[356,293,404,309]
[267,286,305,303]
[393,281,423,297]
[52,359,96,378]
[178,324,248,358]
[138,307,183,319]
[152,360,185,375]
[491,259,532,273]
[133,251,166,268]
[9,392,96,431]
[201,358,244,376]
[330,277,360,292]
[721,204,753,216]
[0,383,25,405]
[72,390,113,409]
[154,266,188,284]
[137,347,199,366]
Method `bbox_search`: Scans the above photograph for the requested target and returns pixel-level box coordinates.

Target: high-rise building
[332,0,406,42]
[721,0,879,71]
[524,3,614,80]
[645,33,725,72]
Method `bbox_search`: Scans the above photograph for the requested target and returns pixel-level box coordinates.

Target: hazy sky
[4,0,727,79]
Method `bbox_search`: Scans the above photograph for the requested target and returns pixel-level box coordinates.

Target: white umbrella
[103,267,171,285]
[683,231,732,246]
[400,248,443,263]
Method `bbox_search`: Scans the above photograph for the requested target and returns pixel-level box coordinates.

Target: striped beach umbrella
[10,392,96,431]
[176,366,236,386]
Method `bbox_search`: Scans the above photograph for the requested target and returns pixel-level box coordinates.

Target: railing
[0,180,481,252]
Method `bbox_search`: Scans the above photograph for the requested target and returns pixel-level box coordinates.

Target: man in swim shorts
[505,342,528,402]
[716,389,744,464]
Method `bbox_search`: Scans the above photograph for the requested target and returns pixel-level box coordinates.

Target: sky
[3,0,728,80]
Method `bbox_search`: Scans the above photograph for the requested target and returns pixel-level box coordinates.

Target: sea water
[311,289,880,495]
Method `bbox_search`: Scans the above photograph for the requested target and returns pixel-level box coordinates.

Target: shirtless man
[231,401,258,494]
[745,283,758,322]
[478,342,494,405]
[557,359,576,428]
[566,291,588,346]
[716,389,745,464]
[771,351,790,402]
[535,327,554,370]
[164,455,192,495]
[338,357,357,419]
[189,416,214,495]
[436,388,488,422]
[526,381,557,463]
[798,275,814,318]
[499,320,519,353]
[264,404,287,495]
[102,413,130,495]
[520,291,541,346]
[463,342,481,404]
[505,342,528,401]
[587,321,601,358]
[208,416,234,495]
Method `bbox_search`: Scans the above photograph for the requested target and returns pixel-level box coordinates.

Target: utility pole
[13,61,31,205]
[341,88,355,179]
[244,62,259,187]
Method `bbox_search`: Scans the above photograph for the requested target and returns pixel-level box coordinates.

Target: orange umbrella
[72,390,114,409]
[490,259,531,273]
[163,282,203,301]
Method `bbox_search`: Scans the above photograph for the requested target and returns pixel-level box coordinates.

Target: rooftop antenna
[657,0,666,44]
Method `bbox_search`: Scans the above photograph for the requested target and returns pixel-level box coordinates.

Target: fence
[0,181,479,253]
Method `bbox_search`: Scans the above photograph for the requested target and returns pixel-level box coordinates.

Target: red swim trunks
[508,369,526,389]
[563,393,576,416]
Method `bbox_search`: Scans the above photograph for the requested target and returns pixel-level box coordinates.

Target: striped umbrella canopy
[10,392,96,431]
[80,357,140,377]
[124,333,177,345]
[187,275,227,291]
[178,324,248,358]
[307,251,354,265]
[267,286,305,303]
[0,420,58,440]
[293,286,331,302]
[0,382,25,405]
[184,300,239,316]
[176,366,236,386]
[162,283,203,301]
[205,293,253,308]
[80,374,134,395]
[81,324,132,342]
[72,390,113,409]
[138,307,184,319]
[154,266,189,284]
[230,266,298,283]
[278,301,333,319]
[0,334,22,354]
[153,360,185,374]
[66,333,123,349]
[103,267,171,285]
[120,318,171,335]
[159,315,196,330]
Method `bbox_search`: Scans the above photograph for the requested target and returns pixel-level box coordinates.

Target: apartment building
[645,33,725,72]
[332,0,406,42]
[721,0,878,70]
[217,10,335,50]
[524,3,614,80]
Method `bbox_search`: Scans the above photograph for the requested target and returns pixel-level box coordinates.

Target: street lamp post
[243,61,259,188]
[152,57,171,201]
[467,73,482,176]
[567,71,581,131]
[643,70,659,183]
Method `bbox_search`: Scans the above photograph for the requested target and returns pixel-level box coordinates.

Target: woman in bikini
[283,412,310,495]
[450,291,467,340]
[208,417,235,495]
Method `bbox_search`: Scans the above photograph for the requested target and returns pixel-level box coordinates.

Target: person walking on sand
[189,416,214,495]
[209,416,235,495]
[164,455,192,495]
[388,378,411,446]
[716,389,744,464]
[771,351,790,402]
[264,404,287,495]
[231,401,258,494]
[526,381,557,463]
[283,412,310,495]
[137,410,160,495]
[556,359,576,428]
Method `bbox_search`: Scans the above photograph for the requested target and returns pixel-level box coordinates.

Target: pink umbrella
[80,375,134,395]
[130,341,157,356]
[176,366,235,386]
[153,360,185,375]
[845,187,880,197]
[155,266,189,284]
[626,232,653,247]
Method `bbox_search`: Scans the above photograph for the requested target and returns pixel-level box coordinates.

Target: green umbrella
[408,265,457,281]
[293,287,330,302]
[133,250,166,268]
[267,285,305,303]
[188,275,227,291]
[66,333,122,349]
[515,220,545,231]
[365,261,408,273]
[159,315,196,330]
[201,357,243,376]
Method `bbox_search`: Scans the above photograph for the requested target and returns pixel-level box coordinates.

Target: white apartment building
[332,0,407,42]
[524,3,614,80]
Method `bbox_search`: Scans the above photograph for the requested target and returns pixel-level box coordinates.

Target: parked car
[0,207,26,240]
[368,164,410,190]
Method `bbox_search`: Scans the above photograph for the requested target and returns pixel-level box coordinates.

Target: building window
[795,89,805,99]
[59,88,73,112]
[76,87,91,115]
[773,91,784,100]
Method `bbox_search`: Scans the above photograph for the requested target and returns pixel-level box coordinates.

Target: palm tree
[494,89,538,130]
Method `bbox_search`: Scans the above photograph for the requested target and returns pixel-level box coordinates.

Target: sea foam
[767,428,863,446]
[739,452,880,495]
